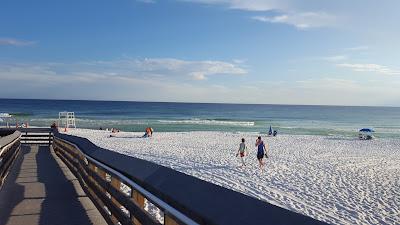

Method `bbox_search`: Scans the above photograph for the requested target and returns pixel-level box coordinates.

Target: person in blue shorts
[255,136,266,169]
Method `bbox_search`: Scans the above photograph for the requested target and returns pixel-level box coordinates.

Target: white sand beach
[65,129,400,225]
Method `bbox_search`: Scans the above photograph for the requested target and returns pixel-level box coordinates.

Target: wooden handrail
[0,131,21,189]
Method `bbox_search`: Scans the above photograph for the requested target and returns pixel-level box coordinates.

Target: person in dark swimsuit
[255,136,266,169]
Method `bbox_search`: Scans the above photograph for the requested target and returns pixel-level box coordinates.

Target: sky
[1,0,400,106]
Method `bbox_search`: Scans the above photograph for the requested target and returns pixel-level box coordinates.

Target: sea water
[0,99,399,138]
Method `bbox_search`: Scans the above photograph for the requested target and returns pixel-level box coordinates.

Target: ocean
[0,99,399,138]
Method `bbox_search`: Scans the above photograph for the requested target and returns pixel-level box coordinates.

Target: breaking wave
[157,119,255,126]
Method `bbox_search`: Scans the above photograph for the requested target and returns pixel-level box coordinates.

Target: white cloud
[179,0,289,11]
[296,78,359,90]
[0,58,247,84]
[190,72,207,80]
[252,12,336,29]
[128,58,247,80]
[1,62,399,105]
[337,63,400,75]
[178,1,337,29]
[322,55,348,62]
[344,46,369,51]
[2,60,399,106]
[136,0,155,3]
[0,38,35,46]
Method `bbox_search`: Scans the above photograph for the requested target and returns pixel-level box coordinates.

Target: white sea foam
[157,119,255,126]
[64,129,400,224]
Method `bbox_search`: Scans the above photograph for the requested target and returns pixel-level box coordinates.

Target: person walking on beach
[255,136,267,169]
[236,138,247,167]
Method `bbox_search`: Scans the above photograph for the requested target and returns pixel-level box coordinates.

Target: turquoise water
[0,99,399,138]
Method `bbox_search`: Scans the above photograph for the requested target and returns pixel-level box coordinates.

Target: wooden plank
[111,176,122,224]
[55,149,115,225]
[84,166,159,225]
[17,128,53,133]
[84,168,131,225]
[132,190,146,225]
[21,134,53,137]
[165,215,180,225]
[132,190,145,208]
[21,138,52,141]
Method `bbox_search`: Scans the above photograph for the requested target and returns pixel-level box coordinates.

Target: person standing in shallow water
[255,136,267,169]
[236,138,247,167]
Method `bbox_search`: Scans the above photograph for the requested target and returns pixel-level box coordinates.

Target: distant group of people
[236,136,269,170]
[99,127,120,133]
[105,126,154,138]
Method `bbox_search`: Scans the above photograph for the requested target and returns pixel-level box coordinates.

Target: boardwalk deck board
[0,145,107,225]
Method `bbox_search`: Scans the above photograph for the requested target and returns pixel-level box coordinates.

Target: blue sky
[1,0,400,106]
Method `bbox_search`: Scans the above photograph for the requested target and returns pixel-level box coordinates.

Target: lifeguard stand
[58,112,76,129]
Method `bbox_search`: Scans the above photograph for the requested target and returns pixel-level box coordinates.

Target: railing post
[131,189,145,225]
[110,177,122,224]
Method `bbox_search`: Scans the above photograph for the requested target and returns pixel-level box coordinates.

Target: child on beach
[255,136,267,169]
[236,138,247,167]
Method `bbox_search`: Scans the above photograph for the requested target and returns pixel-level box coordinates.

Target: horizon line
[0,97,399,108]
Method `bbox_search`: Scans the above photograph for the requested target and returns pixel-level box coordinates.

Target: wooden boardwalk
[0,145,107,225]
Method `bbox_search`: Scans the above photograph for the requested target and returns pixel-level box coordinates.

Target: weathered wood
[165,214,180,225]
[20,134,53,137]
[0,136,21,189]
[84,165,159,225]
[53,137,165,225]
[19,129,53,145]
[0,145,108,225]
[132,190,145,209]
[85,168,131,225]
[110,176,122,224]
[54,145,114,225]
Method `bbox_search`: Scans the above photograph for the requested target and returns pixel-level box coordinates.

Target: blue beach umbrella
[268,125,273,135]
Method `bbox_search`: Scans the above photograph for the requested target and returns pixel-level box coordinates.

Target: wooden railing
[0,130,21,188]
[53,136,196,225]
[19,128,53,145]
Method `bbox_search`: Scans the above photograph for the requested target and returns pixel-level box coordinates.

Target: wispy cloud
[181,0,288,11]
[344,46,369,51]
[136,0,155,3]
[322,55,348,62]
[120,58,247,80]
[177,1,337,29]
[0,38,35,46]
[252,12,336,29]
[1,62,399,105]
[0,58,247,83]
[337,63,400,75]
[0,59,247,102]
